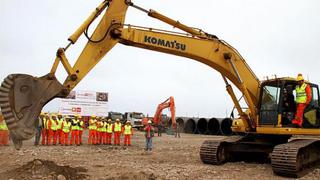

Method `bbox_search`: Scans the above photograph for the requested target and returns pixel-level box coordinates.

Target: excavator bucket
[0,74,64,149]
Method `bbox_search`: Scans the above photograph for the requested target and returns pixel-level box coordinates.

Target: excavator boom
[0,0,259,148]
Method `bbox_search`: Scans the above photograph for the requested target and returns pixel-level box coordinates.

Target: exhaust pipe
[184,118,197,134]
[220,118,233,135]
[197,118,208,134]
[208,118,220,135]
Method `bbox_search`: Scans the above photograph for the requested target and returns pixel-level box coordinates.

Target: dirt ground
[0,131,319,180]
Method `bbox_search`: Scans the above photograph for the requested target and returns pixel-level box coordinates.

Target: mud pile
[2,159,87,180]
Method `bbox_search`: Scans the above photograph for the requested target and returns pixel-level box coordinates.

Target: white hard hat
[148,120,152,124]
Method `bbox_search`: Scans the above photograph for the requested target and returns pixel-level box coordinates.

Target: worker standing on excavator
[113,119,122,146]
[292,74,312,127]
[123,121,133,146]
[0,112,9,146]
[88,115,97,145]
[106,119,113,145]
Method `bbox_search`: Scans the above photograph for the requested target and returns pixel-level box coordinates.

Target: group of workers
[87,115,133,146]
[35,113,133,146]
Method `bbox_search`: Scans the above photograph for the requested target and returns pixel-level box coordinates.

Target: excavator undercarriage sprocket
[0,74,64,149]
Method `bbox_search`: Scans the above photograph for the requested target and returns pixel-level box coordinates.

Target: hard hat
[40,112,45,116]
[297,73,304,81]
[126,121,130,124]
[116,119,120,122]
[91,114,96,118]
[148,120,152,124]
[108,119,112,122]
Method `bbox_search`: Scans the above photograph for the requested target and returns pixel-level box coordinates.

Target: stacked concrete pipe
[220,118,233,135]
[196,118,208,134]
[184,118,197,134]
[208,118,220,135]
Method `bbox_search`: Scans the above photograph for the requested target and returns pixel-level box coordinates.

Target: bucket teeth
[4,78,14,85]
[0,102,10,108]
[0,92,9,97]
[0,97,10,102]
[0,86,10,93]
[3,112,14,119]
[5,117,16,124]
[7,122,18,129]
[1,82,11,89]
[1,107,11,113]
[7,75,14,80]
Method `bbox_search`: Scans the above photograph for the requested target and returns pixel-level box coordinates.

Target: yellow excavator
[0,0,319,177]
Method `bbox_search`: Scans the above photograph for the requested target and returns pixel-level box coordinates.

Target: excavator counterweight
[0,74,64,149]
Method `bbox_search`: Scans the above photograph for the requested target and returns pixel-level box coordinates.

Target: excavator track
[200,136,243,164]
[0,74,64,149]
[271,139,320,178]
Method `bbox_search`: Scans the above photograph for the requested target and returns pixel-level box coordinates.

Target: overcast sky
[1,0,320,118]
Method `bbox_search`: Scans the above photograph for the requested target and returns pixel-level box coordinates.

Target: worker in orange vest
[47,114,58,145]
[123,121,133,146]
[57,113,64,144]
[292,74,312,127]
[43,114,50,145]
[0,113,9,146]
[88,115,97,145]
[52,114,59,145]
[101,119,107,144]
[70,115,80,146]
[106,119,113,145]
[113,119,122,145]
[96,117,103,145]
[78,116,84,145]
[61,116,72,145]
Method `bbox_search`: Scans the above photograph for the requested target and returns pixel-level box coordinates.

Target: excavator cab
[259,78,320,128]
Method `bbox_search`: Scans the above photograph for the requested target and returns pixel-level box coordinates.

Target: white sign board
[58,90,108,116]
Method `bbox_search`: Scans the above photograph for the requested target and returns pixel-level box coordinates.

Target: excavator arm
[153,96,176,127]
[0,0,260,149]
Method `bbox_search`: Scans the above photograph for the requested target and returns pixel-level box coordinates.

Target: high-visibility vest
[296,83,308,103]
[101,122,107,132]
[0,121,8,130]
[51,119,57,131]
[62,121,71,133]
[97,121,103,132]
[89,119,97,130]
[71,119,79,130]
[106,123,113,133]
[57,118,63,130]
[44,118,49,129]
[79,121,84,131]
[114,123,122,132]
[124,125,132,135]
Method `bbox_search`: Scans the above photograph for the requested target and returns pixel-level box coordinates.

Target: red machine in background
[153,96,176,128]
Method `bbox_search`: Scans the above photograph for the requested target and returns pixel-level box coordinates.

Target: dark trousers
[34,126,42,145]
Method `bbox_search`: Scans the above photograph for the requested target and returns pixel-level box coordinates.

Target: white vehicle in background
[124,112,145,128]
